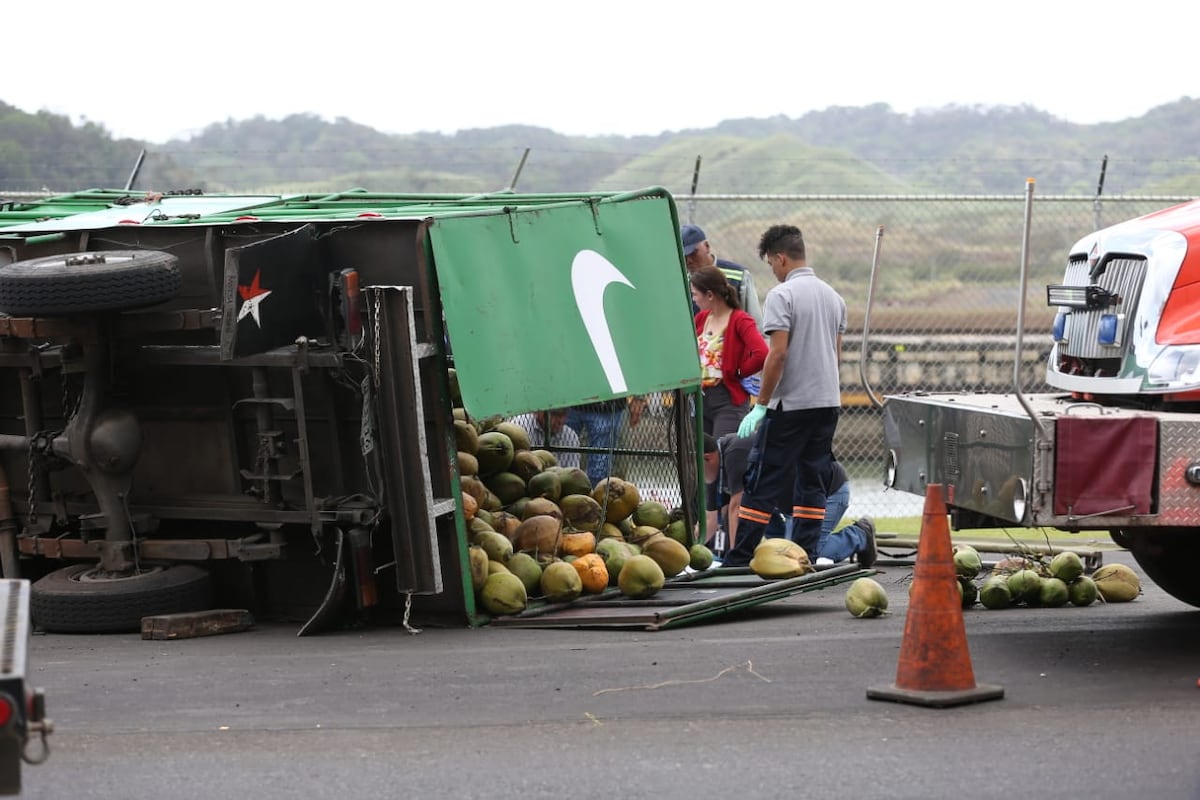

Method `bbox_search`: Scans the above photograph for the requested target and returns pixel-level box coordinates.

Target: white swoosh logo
[571,249,634,393]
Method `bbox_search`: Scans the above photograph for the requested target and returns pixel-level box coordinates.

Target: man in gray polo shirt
[720,224,846,567]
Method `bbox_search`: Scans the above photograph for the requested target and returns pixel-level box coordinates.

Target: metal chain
[401,592,422,635]
[371,289,382,388]
[25,437,39,526]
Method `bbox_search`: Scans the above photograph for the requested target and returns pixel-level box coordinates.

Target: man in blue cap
[681,223,763,329]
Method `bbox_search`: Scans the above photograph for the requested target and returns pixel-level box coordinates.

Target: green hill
[3,99,1200,196]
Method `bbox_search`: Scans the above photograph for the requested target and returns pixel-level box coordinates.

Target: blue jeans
[565,406,624,488]
[814,483,866,562]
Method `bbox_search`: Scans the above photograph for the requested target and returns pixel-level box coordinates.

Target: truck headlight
[1146,345,1200,389]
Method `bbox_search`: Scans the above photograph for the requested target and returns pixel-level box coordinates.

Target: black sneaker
[856,517,877,569]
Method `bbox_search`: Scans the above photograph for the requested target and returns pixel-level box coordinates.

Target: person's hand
[738,404,766,438]
[740,374,761,397]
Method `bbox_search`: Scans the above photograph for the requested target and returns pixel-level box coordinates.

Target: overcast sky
[5,0,1193,143]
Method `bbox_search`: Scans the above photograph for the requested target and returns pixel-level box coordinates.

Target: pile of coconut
[953,546,1141,610]
[453,402,716,618]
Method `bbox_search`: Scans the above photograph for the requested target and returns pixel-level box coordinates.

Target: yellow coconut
[540,560,583,603]
[1092,563,1141,602]
[480,572,527,615]
[618,555,665,599]
[592,477,642,523]
[467,545,489,592]
[641,534,691,578]
[749,538,812,579]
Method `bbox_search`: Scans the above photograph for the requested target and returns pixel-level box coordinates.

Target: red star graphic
[236,270,273,327]
[239,270,270,301]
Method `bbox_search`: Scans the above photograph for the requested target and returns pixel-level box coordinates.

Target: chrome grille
[1060,255,1147,360]
[943,432,960,477]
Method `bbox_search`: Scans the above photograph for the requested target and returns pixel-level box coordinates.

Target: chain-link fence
[4,187,1193,527]
[624,192,1195,526]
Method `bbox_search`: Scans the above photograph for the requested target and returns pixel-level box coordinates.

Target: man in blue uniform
[681,224,763,329]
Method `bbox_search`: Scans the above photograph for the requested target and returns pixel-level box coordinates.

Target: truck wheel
[1107,528,1133,549]
[0,250,181,316]
[1129,531,1200,608]
[30,564,213,633]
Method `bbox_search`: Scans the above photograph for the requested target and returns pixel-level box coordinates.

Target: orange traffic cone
[867,483,1004,707]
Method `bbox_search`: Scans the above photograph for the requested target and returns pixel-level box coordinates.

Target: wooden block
[141,609,254,640]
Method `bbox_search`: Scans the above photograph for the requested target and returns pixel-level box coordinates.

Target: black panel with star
[220,225,327,359]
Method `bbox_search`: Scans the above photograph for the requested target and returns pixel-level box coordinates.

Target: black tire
[1108,528,1133,549]
[31,564,213,633]
[1129,530,1200,608]
[0,250,181,316]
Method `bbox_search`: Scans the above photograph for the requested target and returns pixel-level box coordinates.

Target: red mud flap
[487,564,872,630]
[1054,415,1157,517]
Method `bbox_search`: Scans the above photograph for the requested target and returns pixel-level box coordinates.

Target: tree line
[2,98,1199,197]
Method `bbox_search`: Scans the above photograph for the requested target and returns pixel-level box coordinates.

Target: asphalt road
[17,549,1200,800]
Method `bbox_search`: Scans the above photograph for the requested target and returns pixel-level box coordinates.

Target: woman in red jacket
[690,265,768,438]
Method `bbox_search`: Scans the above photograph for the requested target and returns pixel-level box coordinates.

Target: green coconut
[505,552,543,596]
[979,575,1013,609]
[689,544,714,571]
[845,577,889,618]
[479,572,527,615]
[952,545,982,580]
[1007,569,1043,605]
[474,529,513,564]
[1068,575,1099,606]
[458,451,479,477]
[526,470,562,502]
[475,431,515,476]
[1092,563,1141,602]
[1049,551,1085,583]
[491,421,532,453]
[664,519,690,547]
[540,560,583,603]
[454,419,479,456]
[959,577,979,608]
[632,501,671,530]
[625,525,662,547]
[618,555,665,599]
[509,450,544,483]
[595,538,636,585]
[531,449,558,468]
[1038,576,1070,607]
[557,467,593,498]
[484,471,526,506]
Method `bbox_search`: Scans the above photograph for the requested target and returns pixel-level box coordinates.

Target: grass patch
[867,517,1121,550]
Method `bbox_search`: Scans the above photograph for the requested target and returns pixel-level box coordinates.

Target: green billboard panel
[429,194,699,418]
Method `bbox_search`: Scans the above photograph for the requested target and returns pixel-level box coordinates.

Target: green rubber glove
[737,403,767,438]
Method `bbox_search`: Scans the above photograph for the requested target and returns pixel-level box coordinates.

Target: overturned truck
[0,188,706,634]
[883,185,1200,608]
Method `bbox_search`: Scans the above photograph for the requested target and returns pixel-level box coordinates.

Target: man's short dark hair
[757,224,806,261]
